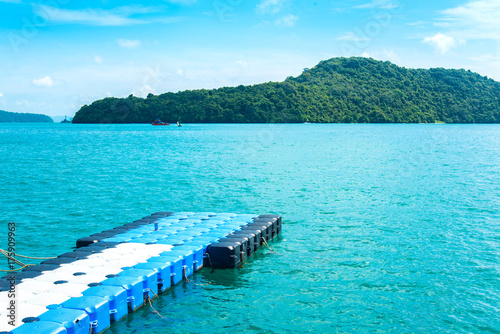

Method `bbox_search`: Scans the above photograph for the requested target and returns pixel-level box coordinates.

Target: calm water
[0,123,499,333]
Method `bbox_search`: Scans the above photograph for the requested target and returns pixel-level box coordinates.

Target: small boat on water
[152,118,169,126]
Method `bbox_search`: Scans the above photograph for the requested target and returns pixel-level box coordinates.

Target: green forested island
[0,110,53,123]
[72,57,500,124]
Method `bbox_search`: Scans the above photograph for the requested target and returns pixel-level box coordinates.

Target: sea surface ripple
[0,123,499,333]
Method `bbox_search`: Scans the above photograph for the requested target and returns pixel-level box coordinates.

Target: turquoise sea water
[0,123,499,333]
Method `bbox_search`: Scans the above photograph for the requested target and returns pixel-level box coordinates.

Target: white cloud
[134,84,156,97]
[114,5,163,15]
[34,5,145,26]
[423,33,458,54]
[437,0,500,40]
[407,21,427,27]
[32,76,55,87]
[257,0,288,14]
[354,0,400,10]
[383,49,401,64]
[0,92,4,97]
[94,55,103,64]
[33,5,180,26]
[163,0,197,4]
[118,39,141,48]
[235,60,248,67]
[15,100,30,106]
[470,53,500,62]
[275,14,298,27]
[337,32,370,42]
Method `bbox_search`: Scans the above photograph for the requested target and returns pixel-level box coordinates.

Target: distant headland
[72,57,500,124]
[0,110,53,123]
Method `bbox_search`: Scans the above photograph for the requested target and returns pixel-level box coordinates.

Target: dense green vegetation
[72,57,500,124]
[0,110,53,123]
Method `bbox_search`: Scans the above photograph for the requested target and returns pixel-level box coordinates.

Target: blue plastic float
[0,212,282,334]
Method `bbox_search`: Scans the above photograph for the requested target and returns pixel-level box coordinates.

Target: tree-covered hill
[0,110,53,123]
[72,57,500,124]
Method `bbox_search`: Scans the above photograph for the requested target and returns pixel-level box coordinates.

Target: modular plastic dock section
[0,211,282,333]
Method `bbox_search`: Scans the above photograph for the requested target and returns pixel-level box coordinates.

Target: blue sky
[1,0,499,117]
